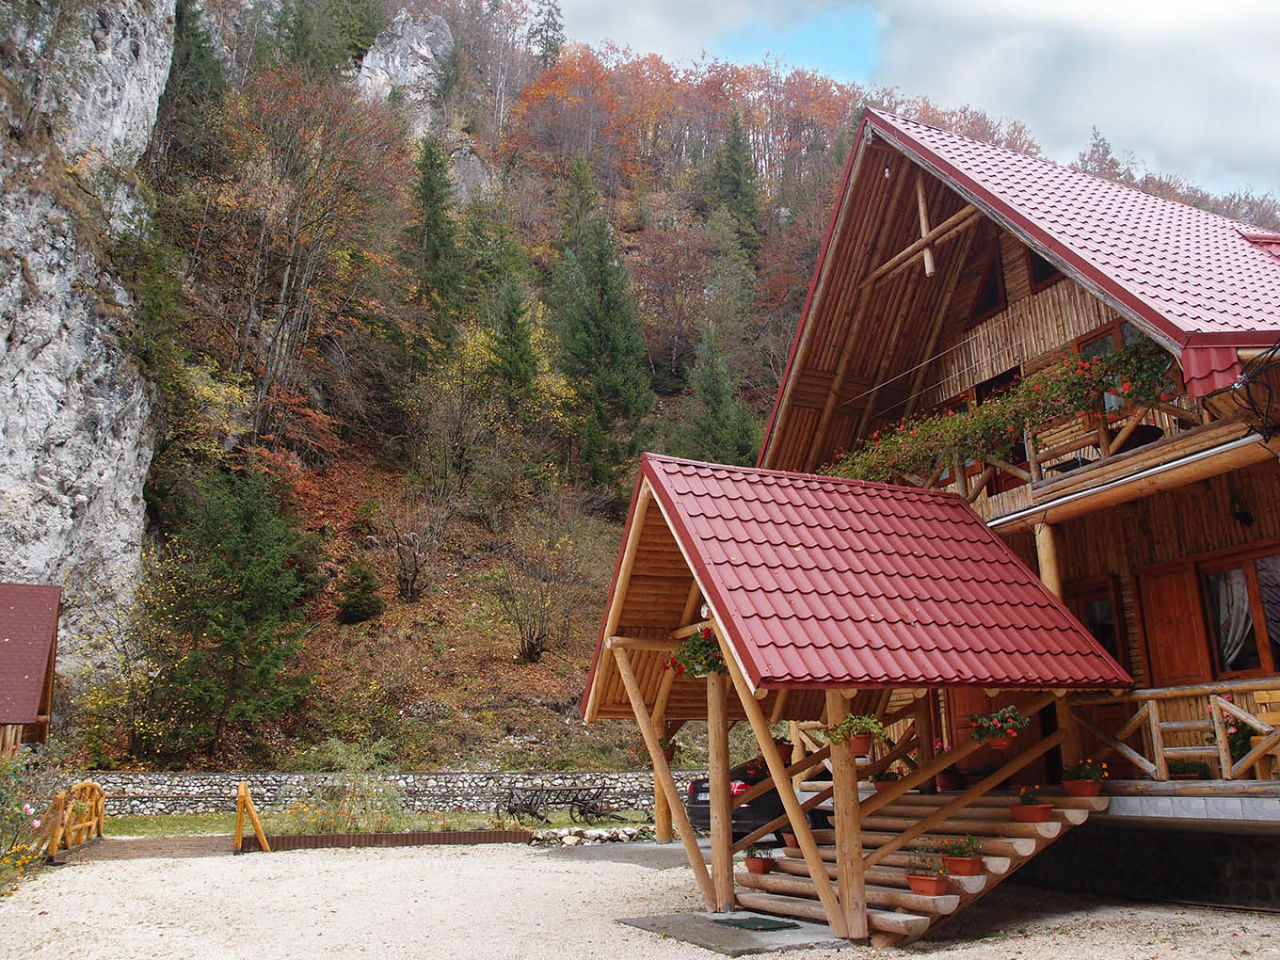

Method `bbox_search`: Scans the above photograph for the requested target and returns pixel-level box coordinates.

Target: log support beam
[826,690,868,940]
[708,674,735,911]
[1034,521,1084,769]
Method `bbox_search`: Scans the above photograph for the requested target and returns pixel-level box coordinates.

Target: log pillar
[708,673,735,911]
[826,690,868,940]
[1034,521,1083,768]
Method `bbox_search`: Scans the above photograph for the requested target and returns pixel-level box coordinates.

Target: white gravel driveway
[0,843,1275,959]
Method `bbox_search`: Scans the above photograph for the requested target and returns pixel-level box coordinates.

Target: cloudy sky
[559,0,1280,197]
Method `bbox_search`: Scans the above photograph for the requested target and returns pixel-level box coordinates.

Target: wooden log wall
[1004,459,1280,765]
[919,242,1126,410]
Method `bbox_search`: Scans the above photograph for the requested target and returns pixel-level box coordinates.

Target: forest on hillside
[71,0,1280,772]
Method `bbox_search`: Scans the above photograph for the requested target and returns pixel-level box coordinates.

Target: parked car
[684,750,832,842]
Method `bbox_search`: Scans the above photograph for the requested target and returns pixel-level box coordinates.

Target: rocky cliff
[0,0,175,634]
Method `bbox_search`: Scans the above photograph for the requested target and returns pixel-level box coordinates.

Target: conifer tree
[712,109,762,255]
[552,215,653,485]
[407,136,463,351]
[683,325,761,466]
[529,0,565,69]
[487,280,538,410]
[559,156,600,259]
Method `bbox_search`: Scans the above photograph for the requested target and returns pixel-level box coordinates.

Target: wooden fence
[1071,678,1280,780]
[30,782,105,859]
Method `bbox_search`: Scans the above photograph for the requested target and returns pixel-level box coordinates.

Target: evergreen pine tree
[528,0,565,69]
[552,215,653,485]
[150,0,226,184]
[712,109,762,255]
[336,559,386,624]
[407,136,463,351]
[487,280,538,410]
[559,156,600,259]
[682,325,761,466]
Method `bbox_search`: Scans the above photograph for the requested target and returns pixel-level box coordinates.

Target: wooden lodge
[582,109,1280,941]
[0,583,61,755]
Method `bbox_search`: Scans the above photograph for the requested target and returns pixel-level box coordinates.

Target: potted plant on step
[1061,758,1107,796]
[1010,784,1054,823]
[905,852,950,896]
[743,845,774,874]
[872,766,902,794]
[969,705,1030,751]
[938,835,985,876]
[664,627,727,677]
[1168,759,1212,781]
[826,713,885,758]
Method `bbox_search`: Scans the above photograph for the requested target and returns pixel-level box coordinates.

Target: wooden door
[1138,565,1213,686]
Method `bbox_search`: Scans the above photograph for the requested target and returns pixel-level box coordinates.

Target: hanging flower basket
[664,627,726,677]
[825,714,884,759]
[969,705,1030,748]
[985,735,1013,751]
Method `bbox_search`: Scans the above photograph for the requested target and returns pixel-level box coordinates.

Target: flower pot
[984,735,1014,751]
[942,855,984,876]
[847,733,873,757]
[873,779,899,794]
[1009,803,1054,823]
[906,873,949,896]
[1063,779,1102,797]
[744,856,773,875]
[935,769,966,792]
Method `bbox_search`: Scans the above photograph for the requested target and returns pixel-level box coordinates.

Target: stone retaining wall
[90,770,704,817]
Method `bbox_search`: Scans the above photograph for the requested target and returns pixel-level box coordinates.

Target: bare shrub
[380,486,455,602]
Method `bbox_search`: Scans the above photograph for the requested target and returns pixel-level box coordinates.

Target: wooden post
[652,667,679,844]
[708,673,735,912]
[915,172,936,278]
[715,627,849,937]
[915,693,935,786]
[826,691,868,940]
[1035,521,1083,770]
[614,647,717,908]
[234,783,247,852]
[243,784,270,853]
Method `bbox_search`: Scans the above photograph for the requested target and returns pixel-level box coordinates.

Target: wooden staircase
[733,789,1108,947]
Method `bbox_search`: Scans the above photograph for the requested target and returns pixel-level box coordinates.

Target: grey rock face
[1,0,176,168]
[357,9,452,138]
[0,0,172,642]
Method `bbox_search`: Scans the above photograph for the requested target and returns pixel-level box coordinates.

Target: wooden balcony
[1070,678,1280,781]
[900,396,1272,526]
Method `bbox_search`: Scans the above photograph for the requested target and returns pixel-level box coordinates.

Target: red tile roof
[866,109,1280,362]
[0,583,61,725]
[641,454,1130,690]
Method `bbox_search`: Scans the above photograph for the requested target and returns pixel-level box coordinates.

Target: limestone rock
[356,9,452,139]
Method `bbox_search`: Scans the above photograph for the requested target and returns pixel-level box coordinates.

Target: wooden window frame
[1024,247,1065,294]
[964,238,1007,329]
[1064,575,1129,673]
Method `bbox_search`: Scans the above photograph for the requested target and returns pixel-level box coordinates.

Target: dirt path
[0,843,1275,959]
[61,836,232,862]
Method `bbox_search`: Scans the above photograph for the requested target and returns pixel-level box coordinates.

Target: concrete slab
[619,911,844,957]
[542,839,711,870]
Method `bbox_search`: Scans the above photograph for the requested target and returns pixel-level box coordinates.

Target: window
[1202,553,1280,677]
[965,240,1006,328]
[1066,577,1127,670]
[1026,249,1064,291]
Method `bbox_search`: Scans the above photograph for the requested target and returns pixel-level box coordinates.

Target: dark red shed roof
[0,583,62,725]
[637,454,1130,690]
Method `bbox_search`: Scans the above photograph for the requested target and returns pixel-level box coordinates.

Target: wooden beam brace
[827,690,867,939]
[864,727,1066,870]
[716,626,849,937]
[915,172,936,278]
[606,636,678,653]
[585,483,652,723]
[708,674,735,911]
[1068,706,1158,776]
[733,744,833,811]
[614,647,716,907]
[858,205,979,291]
[732,787,834,854]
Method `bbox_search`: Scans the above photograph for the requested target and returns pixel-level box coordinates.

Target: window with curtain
[1203,567,1260,672]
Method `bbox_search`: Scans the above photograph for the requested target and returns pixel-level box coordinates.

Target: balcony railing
[1070,678,1280,780]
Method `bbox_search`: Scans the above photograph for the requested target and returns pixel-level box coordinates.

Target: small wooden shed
[581,455,1129,944]
[0,583,62,755]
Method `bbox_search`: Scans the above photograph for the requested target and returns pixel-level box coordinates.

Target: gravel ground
[0,843,1276,959]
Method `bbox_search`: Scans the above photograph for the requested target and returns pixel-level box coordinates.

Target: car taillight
[729,780,749,796]
[688,782,698,798]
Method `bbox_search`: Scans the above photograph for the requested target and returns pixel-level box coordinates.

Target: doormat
[713,917,800,932]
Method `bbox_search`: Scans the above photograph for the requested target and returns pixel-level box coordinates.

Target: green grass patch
[107,812,235,837]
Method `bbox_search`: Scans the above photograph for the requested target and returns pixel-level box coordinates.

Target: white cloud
[865,0,1280,194]
[559,0,843,62]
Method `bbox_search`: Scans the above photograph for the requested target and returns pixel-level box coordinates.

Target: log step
[809,830,1039,858]
[733,892,931,939]
[772,857,988,895]
[876,800,1087,825]
[778,846,1010,878]
[736,869,960,916]
[862,814,1062,839]
[896,792,1110,812]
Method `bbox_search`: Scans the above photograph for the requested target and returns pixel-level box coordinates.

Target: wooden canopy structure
[0,582,61,755]
[581,455,1127,943]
